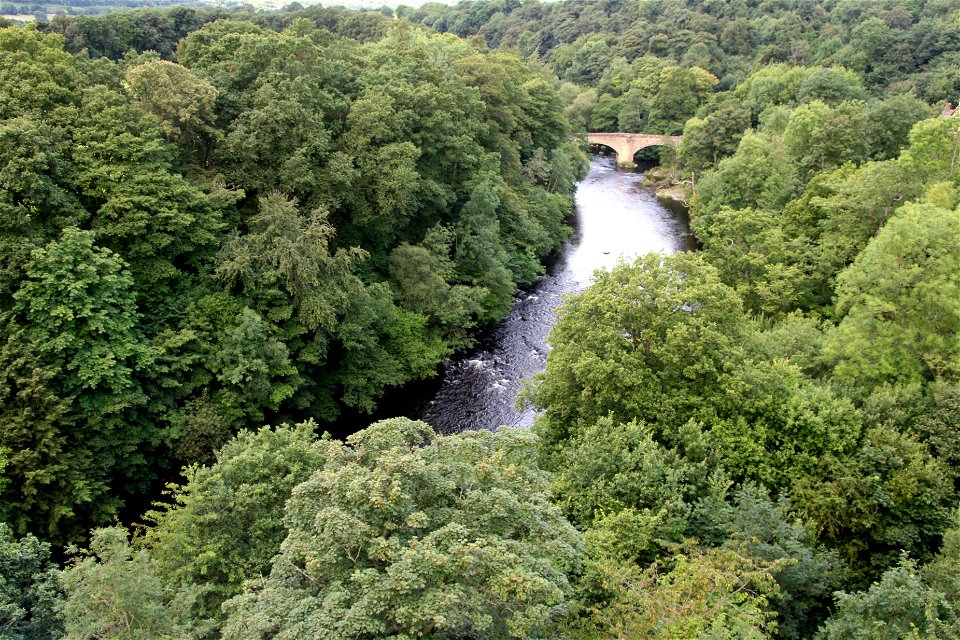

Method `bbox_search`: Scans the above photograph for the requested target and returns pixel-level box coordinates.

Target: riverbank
[641,165,693,207]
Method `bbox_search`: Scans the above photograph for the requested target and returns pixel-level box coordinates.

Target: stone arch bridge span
[585,132,682,167]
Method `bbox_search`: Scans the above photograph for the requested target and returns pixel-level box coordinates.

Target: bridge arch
[585,132,682,168]
[590,141,619,158]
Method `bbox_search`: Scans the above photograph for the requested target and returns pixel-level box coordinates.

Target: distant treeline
[400,0,959,133]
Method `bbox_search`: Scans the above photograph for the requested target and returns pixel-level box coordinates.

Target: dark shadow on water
[657,196,698,251]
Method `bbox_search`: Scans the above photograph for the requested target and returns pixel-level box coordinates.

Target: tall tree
[526,251,747,452]
[826,203,960,391]
[221,418,582,640]
[1,229,153,540]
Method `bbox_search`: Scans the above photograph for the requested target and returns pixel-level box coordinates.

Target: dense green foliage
[0,15,583,542]
[407,0,960,636]
[142,421,329,626]
[403,0,960,133]
[0,524,62,639]
[222,418,581,639]
[50,419,580,639]
[522,149,958,636]
[2,0,960,638]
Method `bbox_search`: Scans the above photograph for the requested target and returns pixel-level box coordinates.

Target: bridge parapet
[584,132,682,168]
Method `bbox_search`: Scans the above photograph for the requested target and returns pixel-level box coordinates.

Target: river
[414,155,695,434]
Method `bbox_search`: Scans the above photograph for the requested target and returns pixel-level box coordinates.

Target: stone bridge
[585,132,683,168]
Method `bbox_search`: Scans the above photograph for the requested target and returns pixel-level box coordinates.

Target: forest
[1,0,959,638]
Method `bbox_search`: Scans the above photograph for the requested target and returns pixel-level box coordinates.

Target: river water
[414,155,695,434]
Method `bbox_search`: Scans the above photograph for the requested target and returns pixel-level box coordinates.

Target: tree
[679,98,751,173]
[648,65,718,134]
[815,559,960,640]
[583,543,783,640]
[707,361,863,493]
[562,36,613,85]
[0,116,86,299]
[694,130,798,221]
[897,116,960,185]
[1,228,153,540]
[453,178,516,321]
[773,159,922,312]
[59,527,195,640]
[0,26,79,120]
[526,252,747,452]
[865,94,930,161]
[590,93,620,131]
[692,206,803,315]
[861,381,960,488]
[549,418,729,560]
[123,60,219,151]
[794,426,955,582]
[783,100,870,182]
[0,523,62,640]
[618,63,718,135]
[214,192,362,418]
[143,422,328,627]
[924,509,960,610]
[221,418,582,640]
[388,228,483,348]
[826,203,960,391]
[796,67,866,105]
[323,282,447,416]
[70,86,232,302]
[722,487,843,640]
[733,65,811,121]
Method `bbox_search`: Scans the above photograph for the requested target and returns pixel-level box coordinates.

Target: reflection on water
[416,156,694,434]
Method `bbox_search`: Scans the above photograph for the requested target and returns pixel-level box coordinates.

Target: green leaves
[583,542,783,640]
[826,203,960,390]
[816,559,960,640]
[124,60,219,149]
[527,251,747,448]
[59,527,196,640]
[783,100,870,182]
[1,229,153,540]
[221,419,582,640]
[144,422,328,624]
[0,26,79,120]
[13,228,148,397]
[217,193,365,332]
[0,523,62,640]
[692,206,804,315]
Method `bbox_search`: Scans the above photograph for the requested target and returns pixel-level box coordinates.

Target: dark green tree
[1,228,153,540]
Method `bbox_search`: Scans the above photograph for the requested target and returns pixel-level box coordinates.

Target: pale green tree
[124,60,219,149]
[826,203,960,390]
[59,527,195,640]
[221,418,582,640]
[692,206,803,315]
[583,543,783,640]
